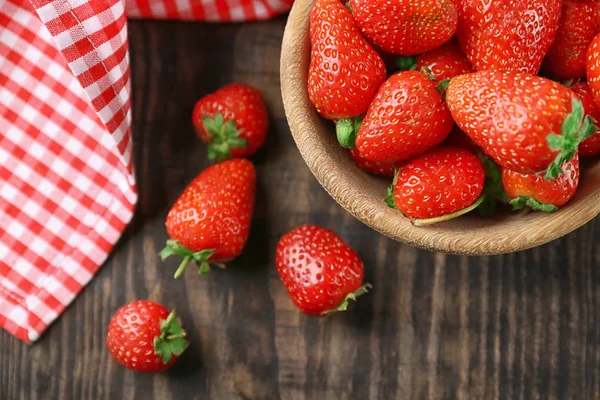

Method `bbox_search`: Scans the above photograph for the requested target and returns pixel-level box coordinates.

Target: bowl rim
[279,0,600,255]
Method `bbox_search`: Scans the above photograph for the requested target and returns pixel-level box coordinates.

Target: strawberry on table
[543,1,600,80]
[349,148,395,177]
[397,38,473,81]
[503,154,580,212]
[386,146,485,225]
[349,0,458,56]
[355,70,454,163]
[446,70,596,178]
[192,83,268,160]
[106,300,188,373]
[308,0,386,142]
[276,224,371,316]
[455,0,562,74]
[570,81,600,157]
[160,159,256,278]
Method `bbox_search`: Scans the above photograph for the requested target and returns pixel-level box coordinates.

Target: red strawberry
[192,83,268,160]
[308,0,386,124]
[275,224,371,316]
[106,300,188,373]
[387,146,485,224]
[349,148,395,177]
[160,159,256,278]
[349,0,457,56]
[447,70,595,178]
[570,81,600,156]
[503,154,580,212]
[587,33,600,107]
[412,38,474,81]
[543,1,600,81]
[355,71,454,163]
[455,0,562,74]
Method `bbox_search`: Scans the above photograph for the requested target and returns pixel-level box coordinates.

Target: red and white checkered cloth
[0,0,292,343]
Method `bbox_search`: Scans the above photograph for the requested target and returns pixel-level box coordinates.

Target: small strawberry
[397,38,473,81]
[543,1,600,81]
[456,0,562,74]
[192,83,268,160]
[349,0,457,56]
[106,300,188,373]
[308,0,386,127]
[276,224,371,316]
[160,159,256,278]
[355,71,454,163]
[349,148,395,177]
[447,70,595,178]
[503,154,580,212]
[570,80,600,156]
[587,33,600,107]
[386,146,485,224]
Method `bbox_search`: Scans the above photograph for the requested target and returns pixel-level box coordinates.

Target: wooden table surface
[2,17,600,400]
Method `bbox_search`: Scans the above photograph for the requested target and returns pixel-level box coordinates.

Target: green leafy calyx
[203,112,247,161]
[509,196,558,213]
[396,56,417,71]
[322,284,372,315]
[336,116,362,148]
[159,239,216,278]
[477,153,509,216]
[153,311,189,365]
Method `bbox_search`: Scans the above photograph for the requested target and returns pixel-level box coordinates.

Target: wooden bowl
[279,0,600,255]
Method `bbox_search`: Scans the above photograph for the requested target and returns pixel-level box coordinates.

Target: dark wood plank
[2,17,600,400]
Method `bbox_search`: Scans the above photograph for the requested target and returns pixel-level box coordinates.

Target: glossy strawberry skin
[571,81,600,156]
[106,301,176,373]
[543,1,600,81]
[308,0,386,120]
[349,148,395,177]
[349,0,458,56]
[447,71,575,174]
[392,147,485,220]
[587,33,600,108]
[456,0,562,74]
[276,225,365,316]
[192,83,268,158]
[416,38,474,81]
[356,71,454,163]
[503,154,580,207]
[165,159,255,261]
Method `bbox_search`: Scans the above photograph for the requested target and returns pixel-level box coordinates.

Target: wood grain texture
[280,0,600,255]
[1,16,600,400]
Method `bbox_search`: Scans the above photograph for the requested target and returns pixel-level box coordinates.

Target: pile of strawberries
[105,84,370,372]
[308,0,600,222]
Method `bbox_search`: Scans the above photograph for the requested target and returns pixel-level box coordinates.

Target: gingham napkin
[0,0,292,343]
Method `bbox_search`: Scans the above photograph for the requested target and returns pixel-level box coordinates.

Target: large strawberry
[276,224,371,316]
[160,159,256,278]
[447,70,595,178]
[355,70,454,163]
[107,300,188,373]
[455,0,562,74]
[587,33,600,107]
[570,81,600,156]
[397,38,474,81]
[349,0,457,56]
[386,146,485,224]
[192,83,268,160]
[503,154,580,212]
[543,1,600,80]
[308,0,386,130]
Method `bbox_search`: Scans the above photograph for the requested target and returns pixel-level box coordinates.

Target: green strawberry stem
[396,56,417,71]
[545,97,596,180]
[412,195,486,226]
[159,239,216,279]
[336,116,362,148]
[509,196,558,213]
[153,311,189,365]
[322,283,373,315]
[476,153,509,216]
[384,184,396,208]
[202,112,247,161]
